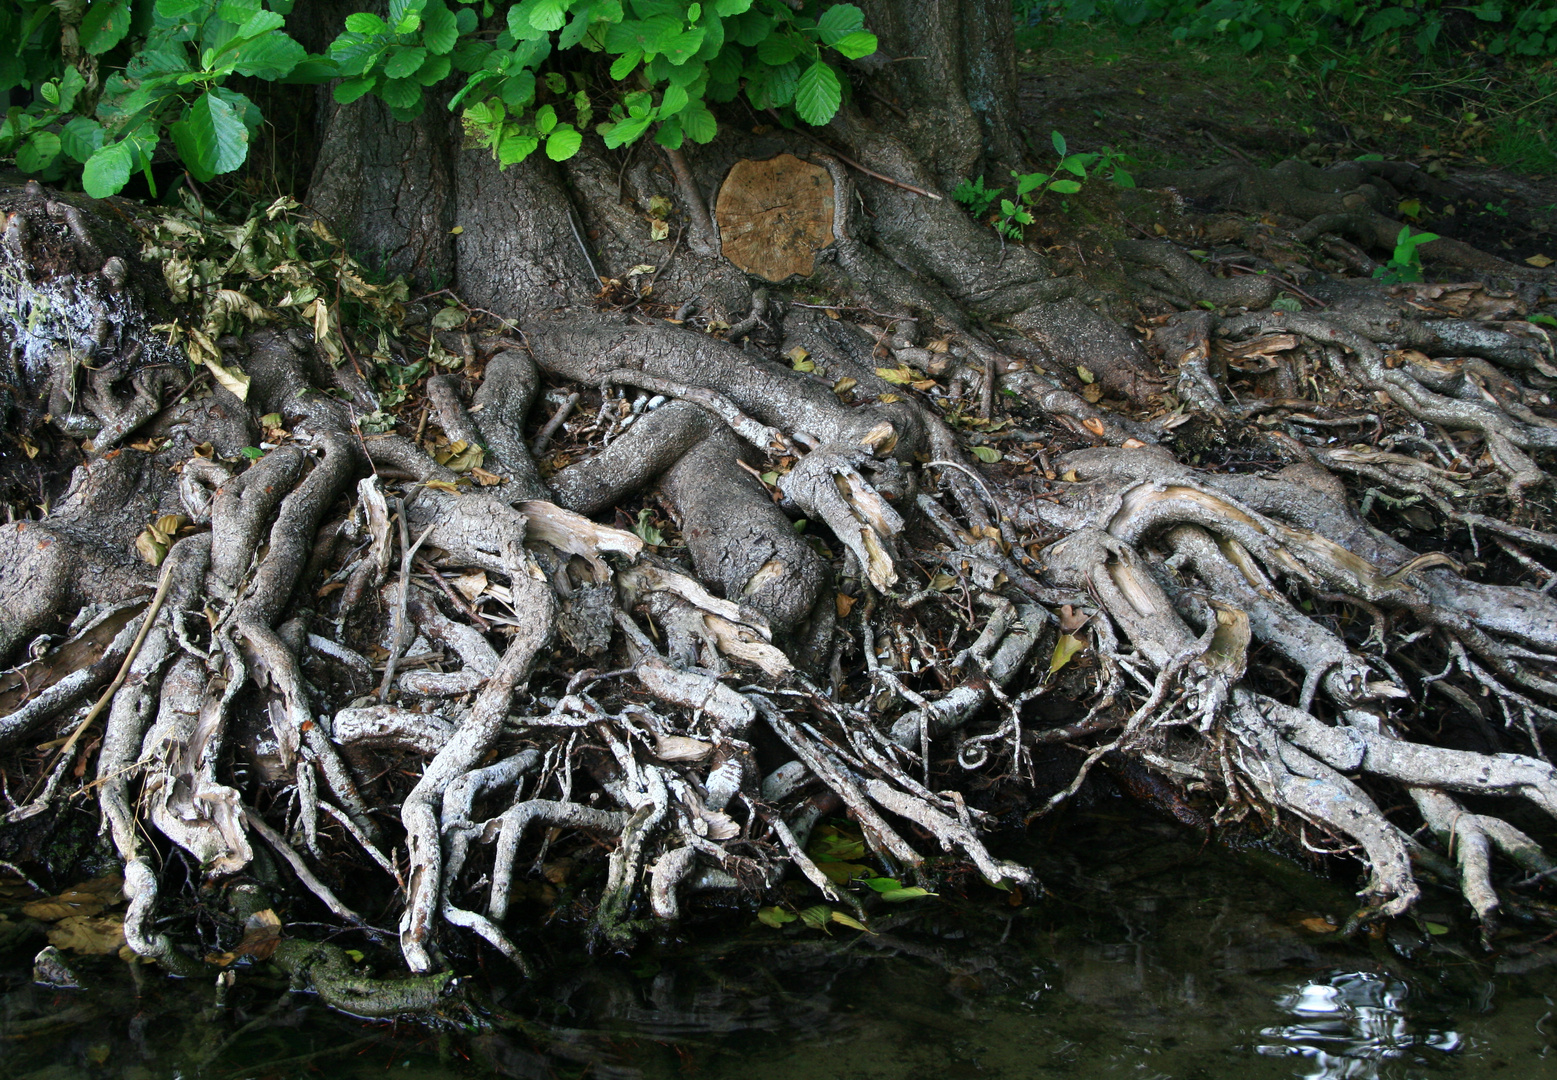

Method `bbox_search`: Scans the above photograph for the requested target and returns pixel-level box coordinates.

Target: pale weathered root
[0,600,145,748]
[396,584,498,698]
[1227,693,1419,917]
[333,704,456,755]
[1408,786,1555,924]
[1152,309,1229,420]
[662,428,827,634]
[486,800,629,922]
[139,653,253,875]
[0,514,155,670]
[1147,299,1555,501]
[526,312,931,458]
[94,534,214,977]
[1267,701,1557,820]
[1020,441,1557,919]
[778,440,905,592]
[649,844,700,920]
[7,135,1557,992]
[888,596,1044,748]
[0,182,180,440]
[399,557,556,973]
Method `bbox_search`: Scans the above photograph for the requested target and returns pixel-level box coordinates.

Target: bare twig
[532,391,579,455]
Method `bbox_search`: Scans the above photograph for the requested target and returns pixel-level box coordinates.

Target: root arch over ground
[3,0,1557,1004]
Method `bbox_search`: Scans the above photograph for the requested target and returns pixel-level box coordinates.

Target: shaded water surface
[4,810,1555,1079]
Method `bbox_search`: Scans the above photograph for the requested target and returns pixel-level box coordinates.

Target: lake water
[4,807,1554,1080]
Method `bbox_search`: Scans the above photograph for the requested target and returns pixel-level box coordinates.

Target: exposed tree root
[3,86,1557,1009]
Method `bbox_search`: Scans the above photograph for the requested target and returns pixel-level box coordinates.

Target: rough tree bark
[3,0,1556,1006]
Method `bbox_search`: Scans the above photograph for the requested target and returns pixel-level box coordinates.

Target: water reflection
[2,810,1553,1080]
[1259,972,1462,1079]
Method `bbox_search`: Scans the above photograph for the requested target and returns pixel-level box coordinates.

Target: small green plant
[958,130,1134,240]
[1373,224,1438,284]
[952,174,1004,218]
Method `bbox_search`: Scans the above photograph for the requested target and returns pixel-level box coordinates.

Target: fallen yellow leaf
[1527,254,1554,268]
[48,915,126,955]
[1049,632,1086,673]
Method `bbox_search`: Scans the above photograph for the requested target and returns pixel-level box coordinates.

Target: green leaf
[53,66,81,115]
[545,124,582,161]
[217,0,262,21]
[16,131,61,173]
[654,116,683,148]
[377,77,423,109]
[422,1,459,53]
[1529,313,1557,328]
[610,48,642,81]
[1048,179,1082,194]
[344,12,389,34]
[157,0,205,15]
[517,0,570,33]
[330,34,385,76]
[817,3,865,43]
[831,31,876,59]
[1423,921,1450,935]
[797,904,831,930]
[714,0,752,14]
[681,101,717,143]
[630,508,664,546]
[878,886,933,902]
[228,33,306,79]
[171,91,250,180]
[1015,172,1045,197]
[386,46,428,79]
[430,305,467,330]
[757,905,796,927]
[500,70,536,107]
[794,60,841,125]
[861,877,902,893]
[659,82,689,115]
[757,34,798,65]
[80,0,132,55]
[601,112,652,148]
[1051,129,1067,157]
[60,116,105,163]
[232,10,286,40]
[82,140,135,198]
[414,54,451,85]
[972,445,1000,463]
[751,59,798,107]
[498,129,539,166]
[831,911,872,933]
[334,75,377,103]
[1111,168,1135,188]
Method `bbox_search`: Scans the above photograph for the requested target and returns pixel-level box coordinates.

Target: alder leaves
[2,1,876,195]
